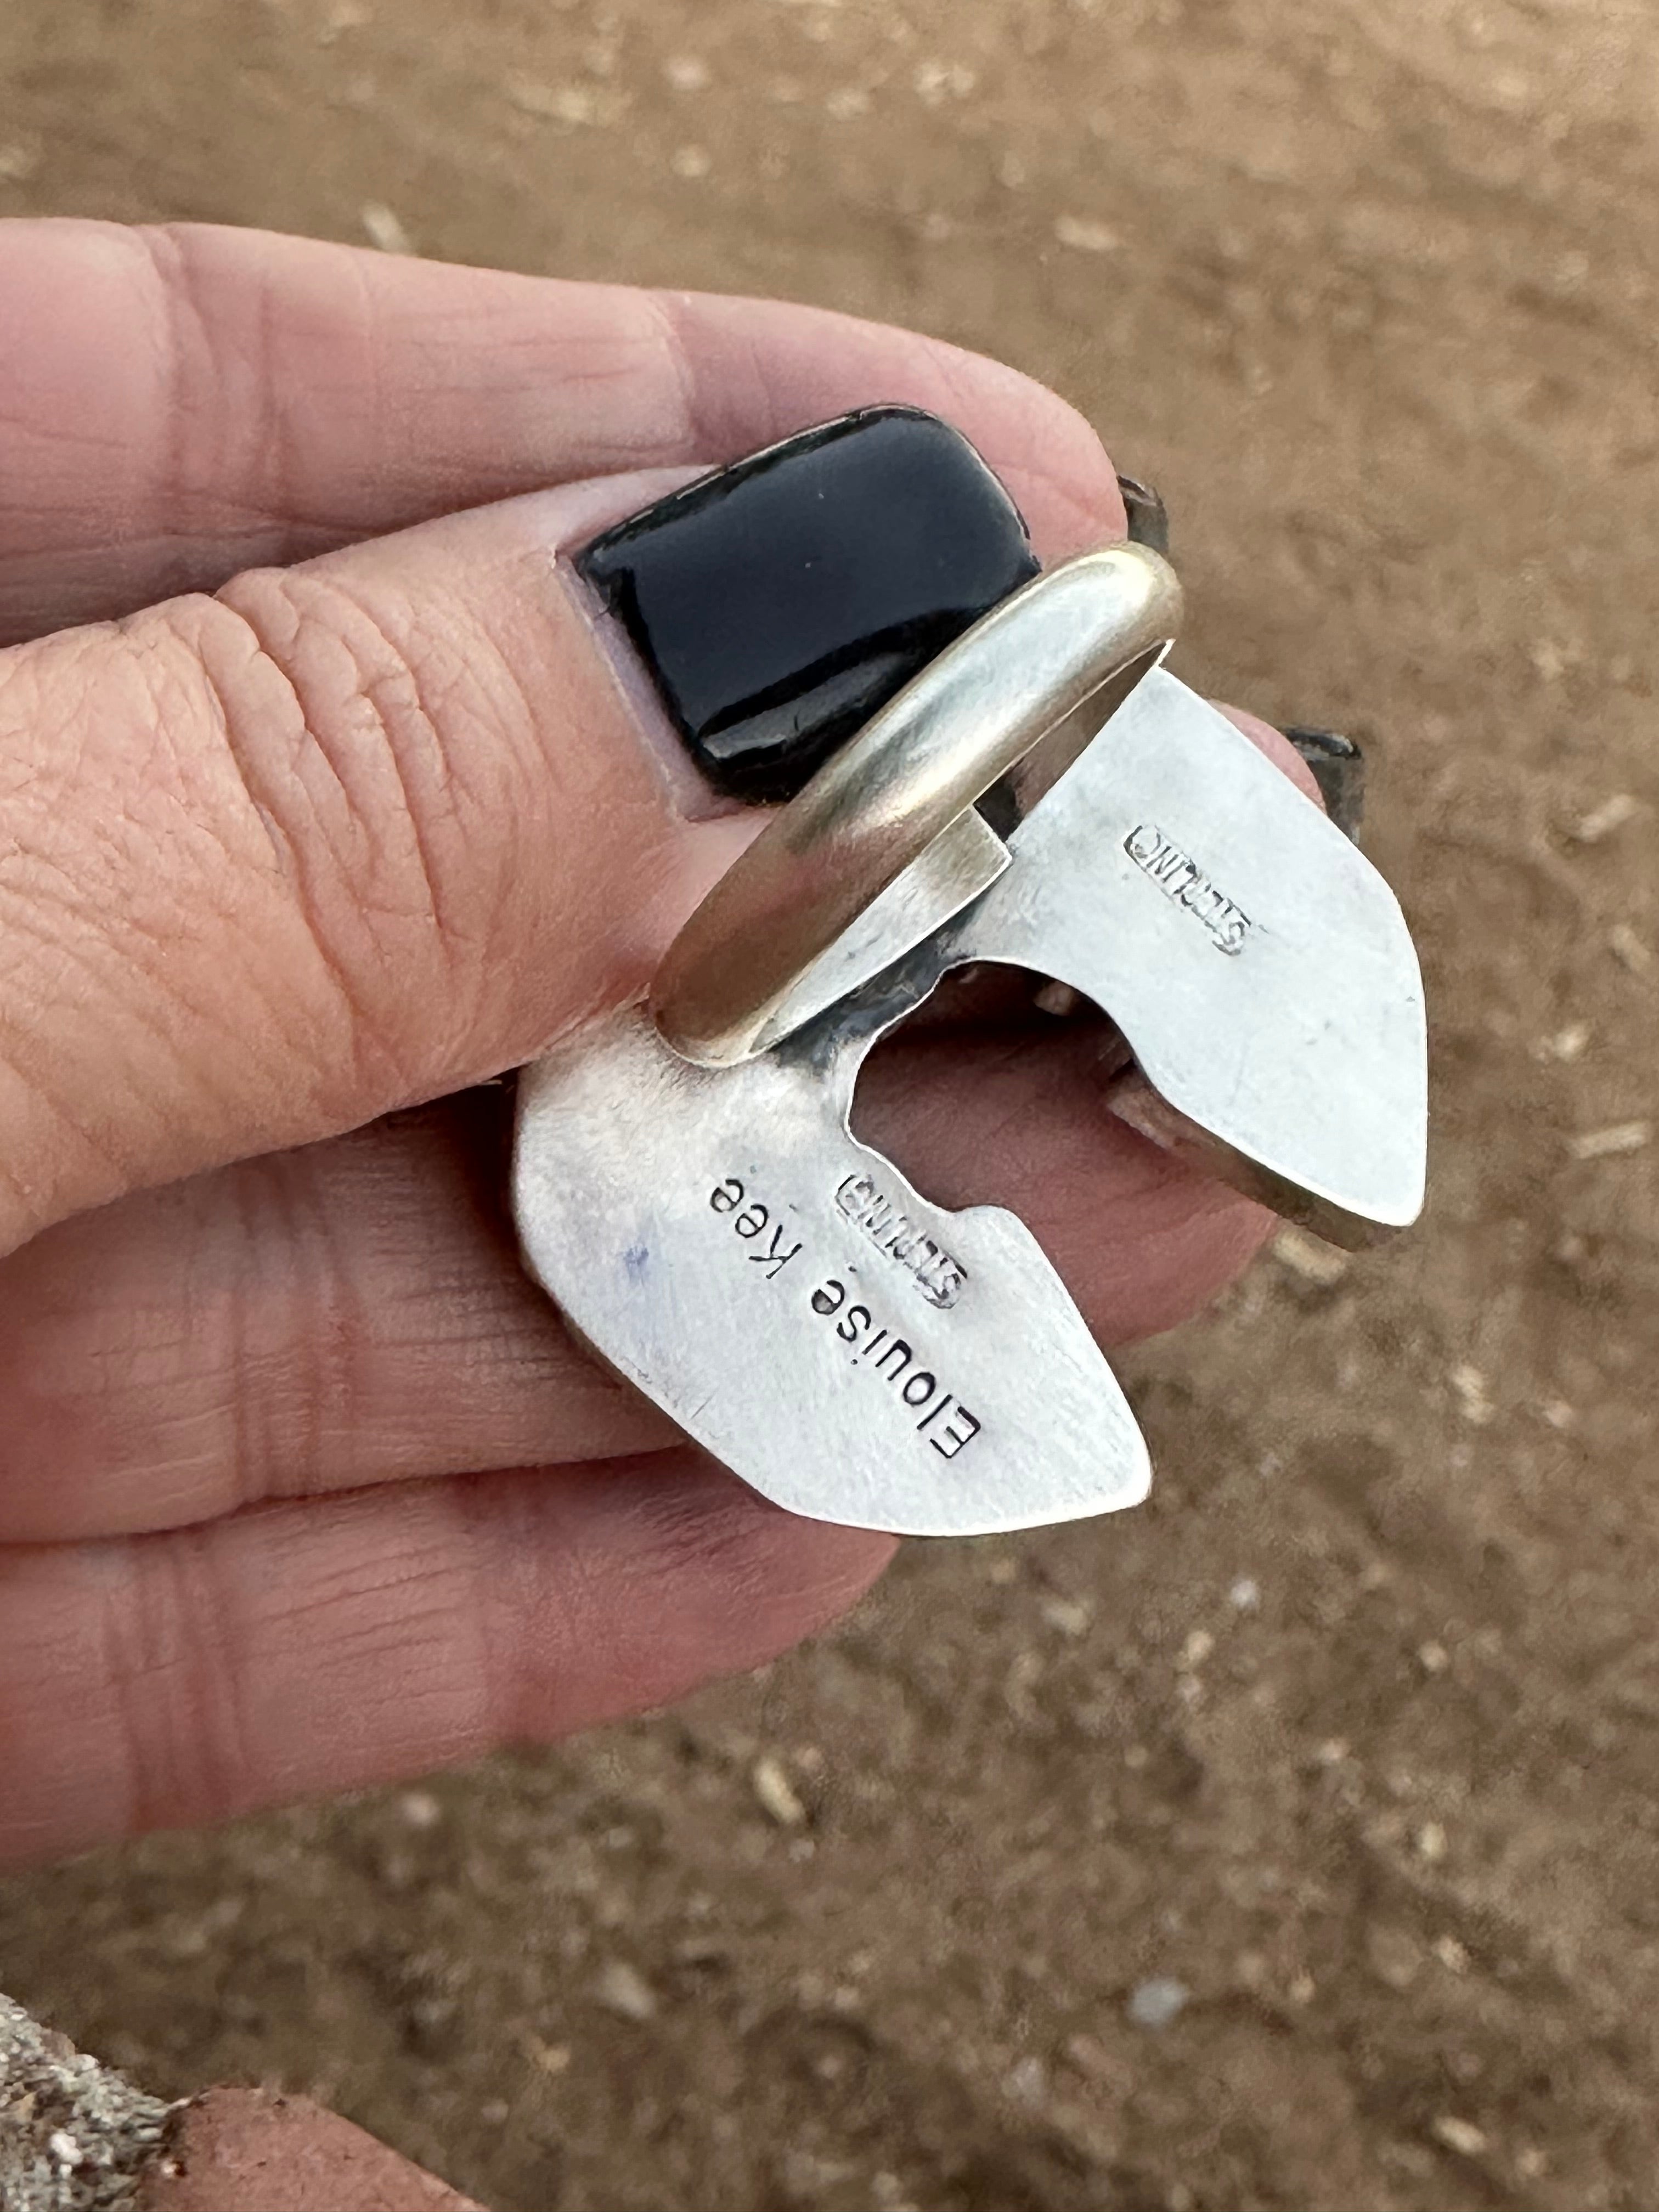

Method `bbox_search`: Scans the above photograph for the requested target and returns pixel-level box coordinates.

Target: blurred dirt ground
[1,1,1656,2207]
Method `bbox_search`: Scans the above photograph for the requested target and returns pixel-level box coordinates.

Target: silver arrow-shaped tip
[953,668,1429,1242]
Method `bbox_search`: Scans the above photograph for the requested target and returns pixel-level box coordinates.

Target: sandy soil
[1,0,1656,2206]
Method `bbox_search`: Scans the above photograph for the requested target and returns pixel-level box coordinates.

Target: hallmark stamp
[1125,821,1253,955]
[834,1172,967,1308]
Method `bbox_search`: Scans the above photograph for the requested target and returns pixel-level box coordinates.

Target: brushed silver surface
[514,1005,1151,1538]
[943,669,1427,1241]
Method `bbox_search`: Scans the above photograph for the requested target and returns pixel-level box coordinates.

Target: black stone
[576,405,1040,803]
[1283,726,1368,844]
[1116,471,1170,558]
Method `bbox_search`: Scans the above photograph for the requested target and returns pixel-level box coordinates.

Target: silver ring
[650,542,1183,1068]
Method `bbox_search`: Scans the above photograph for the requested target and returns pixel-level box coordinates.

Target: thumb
[0,470,760,1256]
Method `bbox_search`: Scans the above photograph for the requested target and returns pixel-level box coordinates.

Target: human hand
[0,222,1301,1867]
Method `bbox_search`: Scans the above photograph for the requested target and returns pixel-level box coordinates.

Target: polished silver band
[650,541,1183,1068]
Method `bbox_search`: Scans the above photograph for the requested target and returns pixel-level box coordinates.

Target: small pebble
[1567,1120,1651,1161]
[1571,792,1639,844]
[913,59,977,104]
[671,144,712,179]
[48,2132,83,2168]
[1431,2114,1488,2158]
[1228,1576,1261,1613]
[1054,213,1120,253]
[507,77,612,126]
[1539,1022,1589,1061]
[752,1754,808,1827]
[521,2032,571,2076]
[664,54,710,91]
[398,1788,442,1829]
[1450,1363,1495,1425]
[1417,1640,1450,1674]
[1004,2055,1047,2104]
[1609,923,1654,974]
[1127,1977,1189,2029]
[360,202,413,255]
[595,1960,658,2022]
[1416,1821,1449,1864]
[1041,1595,1092,1638]
[1366,1924,1421,1989]
[1272,1224,1351,1285]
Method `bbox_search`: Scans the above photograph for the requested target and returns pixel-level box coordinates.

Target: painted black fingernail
[1284,726,1367,842]
[577,406,1040,804]
[1116,472,1170,557]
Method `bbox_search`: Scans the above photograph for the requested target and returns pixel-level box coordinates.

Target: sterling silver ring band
[650,541,1183,1069]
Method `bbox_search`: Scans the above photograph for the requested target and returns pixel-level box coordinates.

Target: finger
[0,1027,1266,1544]
[0,1458,895,1869]
[0,221,1121,642]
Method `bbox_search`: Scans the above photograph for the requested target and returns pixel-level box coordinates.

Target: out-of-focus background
[1,1,1655,2206]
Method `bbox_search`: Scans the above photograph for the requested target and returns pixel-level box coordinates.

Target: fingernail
[1116,472,1170,558]
[1283,726,1367,842]
[577,407,1040,804]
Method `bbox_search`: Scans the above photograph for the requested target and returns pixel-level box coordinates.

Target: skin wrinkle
[139,227,219,594]
[97,1525,257,1837]
[465,1474,555,1750]
[0,924,140,1195]
[154,224,321,551]
[138,612,358,1094]
[640,293,709,466]
[66,636,319,1132]
[349,607,521,998]
[0,1572,110,1861]
[259,1142,375,1508]
[88,611,371,1142]
[216,557,562,1062]
[188,577,442,1108]
[224,1147,300,1519]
